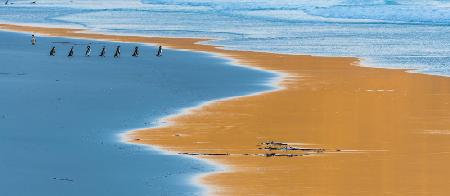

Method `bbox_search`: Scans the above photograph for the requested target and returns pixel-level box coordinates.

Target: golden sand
[2,24,450,195]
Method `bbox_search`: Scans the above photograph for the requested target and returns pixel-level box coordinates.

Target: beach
[131,38,450,195]
[0,25,274,195]
[1,23,449,195]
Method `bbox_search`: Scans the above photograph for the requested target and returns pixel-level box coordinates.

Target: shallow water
[0,0,449,76]
[0,31,275,195]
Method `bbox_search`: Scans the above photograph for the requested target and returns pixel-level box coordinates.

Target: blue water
[0,31,275,195]
[0,1,448,195]
[0,0,449,76]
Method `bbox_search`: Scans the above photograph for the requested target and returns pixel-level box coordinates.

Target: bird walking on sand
[31,34,36,45]
[156,45,163,57]
[85,45,91,56]
[99,46,106,57]
[68,46,74,57]
[49,46,56,56]
[114,46,121,58]
[132,46,139,57]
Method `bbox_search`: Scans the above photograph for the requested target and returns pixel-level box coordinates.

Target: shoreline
[118,132,226,195]
[1,23,449,195]
[0,29,247,195]
[0,23,284,194]
[120,78,283,195]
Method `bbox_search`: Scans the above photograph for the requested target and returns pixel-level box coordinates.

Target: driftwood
[260,141,326,153]
[178,140,341,158]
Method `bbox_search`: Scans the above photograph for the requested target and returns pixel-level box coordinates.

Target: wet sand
[2,23,449,195]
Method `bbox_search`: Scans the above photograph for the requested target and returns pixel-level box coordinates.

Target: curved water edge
[117,135,227,195]
[0,30,278,195]
[118,52,285,194]
[115,44,285,195]
[1,1,448,194]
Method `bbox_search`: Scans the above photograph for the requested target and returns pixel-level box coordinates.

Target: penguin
[49,46,56,56]
[114,46,121,58]
[31,34,36,45]
[85,45,91,56]
[68,46,74,57]
[99,46,106,57]
[132,46,139,57]
[156,45,163,57]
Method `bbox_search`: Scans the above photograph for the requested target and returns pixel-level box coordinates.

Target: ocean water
[0,0,449,76]
[0,1,448,195]
[0,31,275,195]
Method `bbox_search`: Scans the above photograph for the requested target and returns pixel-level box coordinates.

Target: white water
[1,0,450,76]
